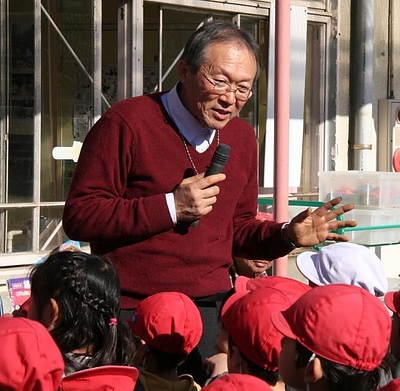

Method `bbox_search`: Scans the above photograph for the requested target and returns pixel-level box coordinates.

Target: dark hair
[227,335,279,386]
[180,20,261,79]
[148,346,188,372]
[294,341,389,391]
[29,251,135,374]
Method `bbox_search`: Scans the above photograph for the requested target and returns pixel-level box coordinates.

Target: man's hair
[294,341,387,391]
[180,20,261,79]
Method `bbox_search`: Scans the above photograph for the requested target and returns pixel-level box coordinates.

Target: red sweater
[62,93,291,308]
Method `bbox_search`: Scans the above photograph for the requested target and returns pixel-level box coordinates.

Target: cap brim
[295,251,322,286]
[234,276,252,293]
[384,291,397,314]
[270,311,297,340]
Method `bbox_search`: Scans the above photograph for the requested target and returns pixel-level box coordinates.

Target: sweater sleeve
[62,107,174,244]
[230,123,293,260]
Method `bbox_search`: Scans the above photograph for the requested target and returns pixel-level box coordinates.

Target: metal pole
[273,0,291,276]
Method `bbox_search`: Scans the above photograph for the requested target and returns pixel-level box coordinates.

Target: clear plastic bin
[342,207,400,245]
[319,171,400,207]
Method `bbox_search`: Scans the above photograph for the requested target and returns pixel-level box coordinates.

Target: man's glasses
[199,71,253,101]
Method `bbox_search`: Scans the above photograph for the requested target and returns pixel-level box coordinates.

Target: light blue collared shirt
[161,83,216,223]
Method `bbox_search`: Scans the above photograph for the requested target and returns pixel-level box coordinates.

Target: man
[62,20,356,383]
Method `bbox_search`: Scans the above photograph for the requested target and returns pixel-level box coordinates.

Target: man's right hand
[173,173,226,222]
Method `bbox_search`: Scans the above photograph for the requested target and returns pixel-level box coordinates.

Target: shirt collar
[161,83,214,148]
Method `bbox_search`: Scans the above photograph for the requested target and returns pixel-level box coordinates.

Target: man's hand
[284,197,357,247]
[173,173,226,222]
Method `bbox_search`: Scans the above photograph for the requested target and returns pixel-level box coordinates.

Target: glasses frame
[199,71,253,101]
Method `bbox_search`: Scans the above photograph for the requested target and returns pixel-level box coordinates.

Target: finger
[320,204,355,222]
[323,196,343,209]
[325,233,351,242]
[328,219,357,229]
[181,172,206,185]
[200,173,226,189]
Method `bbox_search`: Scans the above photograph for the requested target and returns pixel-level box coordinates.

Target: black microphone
[191,143,231,227]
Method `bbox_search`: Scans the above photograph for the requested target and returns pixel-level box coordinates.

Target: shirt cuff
[281,222,297,250]
[165,192,177,225]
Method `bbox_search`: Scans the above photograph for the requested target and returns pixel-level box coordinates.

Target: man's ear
[304,356,324,384]
[177,60,190,82]
[42,298,60,332]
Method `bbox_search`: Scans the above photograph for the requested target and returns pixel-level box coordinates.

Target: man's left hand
[285,197,356,247]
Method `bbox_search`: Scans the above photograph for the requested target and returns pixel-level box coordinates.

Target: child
[384,288,400,378]
[221,279,311,390]
[0,316,64,391]
[230,212,274,281]
[271,284,391,391]
[204,276,310,387]
[295,242,388,296]
[28,250,136,375]
[201,373,273,390]
[128,291,203,391]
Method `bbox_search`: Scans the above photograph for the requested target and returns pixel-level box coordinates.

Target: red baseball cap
[379,379,400,391]
[60,366,139,391]
[128,291,203,354]
[384,290,400,316]
[0,317,64,391]
[202,374,273,391]
[234,275,311,294]
[271,284,391,371]
[222,282,310,371]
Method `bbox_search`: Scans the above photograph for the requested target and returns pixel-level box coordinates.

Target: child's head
[295,242,388,297]
[0,317,64,391]
[384,289,400,361]
[128,291,203,371]
[232,213,274,279]
[201,373,273,391]
[221,278,311,386]
[271,284,391,391]
[28,250,135,374]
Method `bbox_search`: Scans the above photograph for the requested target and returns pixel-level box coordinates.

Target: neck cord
[178,129,220,175]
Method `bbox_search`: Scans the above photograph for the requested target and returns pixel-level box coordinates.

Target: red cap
[61,366,139,391]
[271,284,391,371]
[379,379,400,391]
[222,282,310,370]
[128,292,203,354]
[0,317,63,391]
[384,290,400,316]
[202,374,273,391]
[234,275,311,294]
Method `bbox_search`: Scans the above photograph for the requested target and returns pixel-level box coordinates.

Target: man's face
[233,256,273,278]
[177,41,257,130]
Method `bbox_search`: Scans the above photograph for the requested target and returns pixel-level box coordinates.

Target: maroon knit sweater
[62,93,291,308]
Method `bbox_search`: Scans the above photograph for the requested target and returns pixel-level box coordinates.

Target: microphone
[191,143,231,227]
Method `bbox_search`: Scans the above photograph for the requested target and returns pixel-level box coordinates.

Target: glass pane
[41,1,94,202]
[8,1,34,202]
[6,208,32,253]
[35,206,70,252]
